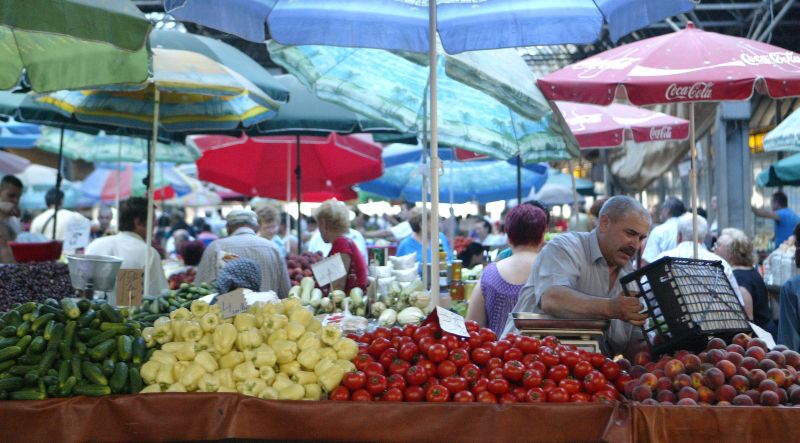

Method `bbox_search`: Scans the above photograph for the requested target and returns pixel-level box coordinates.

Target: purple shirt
[480,263,524,334]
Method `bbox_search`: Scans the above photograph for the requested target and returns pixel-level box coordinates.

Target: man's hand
[609,292,647,326]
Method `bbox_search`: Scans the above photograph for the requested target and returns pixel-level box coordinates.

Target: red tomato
[427,344,449,363]
[427,321,442,336]
[412,325,434,343]
[368,337,393,358]
[541,379,557,393]
[583,371,607,394]
[329,386,350,401]
[471,347,492,366]
[570,392,591,402]
[547,387,570,403]
[389,359,411,376]
[538,348,561,368]
[572,360,594,380]
[525,387,546,403]
[405,365,428,386]
[366,374,388,396]
[391,336,404,349]
[468,332,483,349]
[404,385,425,402]
[454,390,475,402]
[448,348,470,367]
[589,353,607,369]
[397,342,418,362]
[440,334,460,351]
[357,332,373,344]
[471,378,489,395]
[541,336,560,348]
[465,320,480,333]
[372,327,392,341]
[517,336,541,355]
[492,340,513,358]
[342,371,367,391]
[381,387,403,402]
[354,353,375,372]
[592,390,617,403]
[499,393,517,404]
[345,332,360,341]
[363,361,385,378]
[478,328,497,343]
[547,364,570,383]
[351,389,373,401]
[477,391,498,403]
[512,386,528,402]
[418,336,436,355]
[560,351,581,369]
[442,376,469,394]
[505,333,519,344]
[437,360,458,378]
[559,378,582,395]
[614,372,632,392]
[526,359,547,374]
[387,373,407,391]
[601,361,621,381]
[426,384,450,402]
[460,363,481,383]
[502,360,526,382]
[503,347,524,362]
[391,326,404,336]
[402,324,417,337]
[417,359,437,378]
[522,369,543,389]
[486,357,504,371]
[487,378,510,395]
[379,348,399,368]
[488,367,505,380]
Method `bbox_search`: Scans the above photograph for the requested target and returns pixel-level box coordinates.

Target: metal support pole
[295,135,302,252]
[428,0,441,307]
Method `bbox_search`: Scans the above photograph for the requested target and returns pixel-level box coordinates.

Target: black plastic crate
[621,256,751,356]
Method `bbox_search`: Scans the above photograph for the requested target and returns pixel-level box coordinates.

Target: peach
[726,344,746,355]
[729,374,749,393]
[716,400,732,406]
[630,365,646,379]
[652,368,665,379]
[644,362,656,372]
[732,333,751,349]
[783,369,795,388]
[624,380,641,398]
[789,386,800,405]
[660,401,675,406]
[698,352,709,363]
[741,356,760,371]
[766,368,786,386]
[639,373,658,389]
[765,351,786,367]
[655,357,670,370]
[707,337,726,350]
[673,373,692,390]
[773,344,789,352]
[745,389,761,404]
[760,390,780,406]
[783,350,800,370]
[673,350,690,360]
[747,338,769,352]
[641,398,659,405]
[745,346,766,361]
[758,379,779,394]
[736,366,750,377]
[725,352,743,367]
[732,394,754,406]
[716,360,737,379]
[681,354,702,373]
[617,358,632,372]
[656,376,673,392]
[778,388,788,404]
[707,349,727,365]
[657,389,676,403]
[703,367,725,389]
[758,358,778,372]
[678,386,699,401]
[632,384,653,401]
[634,351,652,366]
[697,385,716,404]
[700,363,715,373]
[716,384,737,403]
[748,369,767,386]
[676,397,698,406]
[690,372,704,389]
[664,359,685,379]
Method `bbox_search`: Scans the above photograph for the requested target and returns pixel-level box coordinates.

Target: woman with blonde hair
[314,199,367,292]
[715,228,772,329]
[257,205,286,257]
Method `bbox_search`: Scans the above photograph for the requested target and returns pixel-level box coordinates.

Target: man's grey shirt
[501,230,643,356]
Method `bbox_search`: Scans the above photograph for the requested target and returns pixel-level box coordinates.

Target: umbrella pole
[144,87,160,300]
[690,102,698,259]
[286,143,292,251]
[570,161,579,229]
[52,126,64,240]
[116,138,122,230]
[428,0,441,307]
[421,85,429,292]
[516,154,522,204]
[296,135,302,252]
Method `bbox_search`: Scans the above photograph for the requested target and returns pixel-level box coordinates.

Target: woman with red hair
[466,204,547,333]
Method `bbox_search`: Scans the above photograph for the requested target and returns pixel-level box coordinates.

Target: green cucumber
[58,360,70,385]
[63,321,76,349]
[0,346,22,362]
[99,303,123,324]
[15,336,32,354]
[8,365,37,376]
[76,298,92,313]
[9,388,46,400]
[37,351,57,373]
[101,358,115,377]
[38,305,66,323]
[109,362,128,394]
[117,335,133,362]
[15,302,37,315]
[70,355,82,380]
[0,376,24,391]
[81,361,107,386]
[16,321,31,338]
[60,299,81,320]
[77,309,97,328]
[28,336,46,354]
[3,310,22,327]
[16,354,42,365]
[128,366,143,394]
[31,313,55,332]
[87,329,116,347]
[60,376,77,396]
[0,337,18,348]
[74,384,111,396]
[131,337,146,365]
[0,325,17,338]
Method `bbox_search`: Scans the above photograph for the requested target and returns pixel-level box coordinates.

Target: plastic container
[8,241,63,262]
[621,256,751,356]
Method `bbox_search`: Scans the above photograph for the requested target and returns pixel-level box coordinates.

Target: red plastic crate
[8,241,63,262]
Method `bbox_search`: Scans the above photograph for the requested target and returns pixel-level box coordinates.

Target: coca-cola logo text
[741,51,800,67]
[665,82,713,101]
[649,126,673,140]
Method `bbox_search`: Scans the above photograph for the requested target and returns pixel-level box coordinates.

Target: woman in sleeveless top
[466,205,548,333]
[314,200,367,293]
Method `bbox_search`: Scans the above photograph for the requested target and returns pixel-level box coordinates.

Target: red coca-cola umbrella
[538,22,800,255]
[554,101,689,148]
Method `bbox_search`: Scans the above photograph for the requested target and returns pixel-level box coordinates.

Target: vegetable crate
[621,257,751,356]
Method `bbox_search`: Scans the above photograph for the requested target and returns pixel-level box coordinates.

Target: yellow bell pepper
[190,300,210,318]
[161,342,184,354]
[262,314,288,336]
[196,333,214,352]
[279,361,301,376]
[259,366,276,385]
[170,320,187,341]
[272,373,293,391]
[304,383,322,400]
[307,319,321,333]
[290,309,314,328]
[200,312,220,332]
[318,365,345,392]
[166,382,187,392]
[285,321,305,341]
[291,370,317,385]
[297,334,320,352]
[252,346,277,369]
[194,350,219,373]
[175,343,197,362]
[237,378,267,397]
[333,338,359,361]
[156,363,175,387]
[320,325,342,346]
[153,316,171,327]
[150,350,177,365]
[267,329,288,346]
[141,360,161,384]
[140,384,162,394]
[233,361,259,381]
[314,358,335,378]
[172,361,189,381]
[272,340,298,364]
[259,386,279,400]
[233,313,258,332]
[219,351,245,370]
[236,328,263,351]
[214,368,235,388]
[198,373,220,392]
[152,324,173,345]
[181,321,203,342]
[213,323,238,354]
[180,363,206,390]
[278,382,305,400]
[282,298,302,315]
[217,385,237,393]
[319,347,338,362]
[141,326,155,342]
[170,307,191,321]
[334,359,356,374]
[297,348,321,371]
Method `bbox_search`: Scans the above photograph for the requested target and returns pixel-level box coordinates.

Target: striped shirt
[196,227,291,298]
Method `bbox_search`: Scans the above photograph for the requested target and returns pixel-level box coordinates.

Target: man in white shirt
[85,197,168,300]
[654,212,746,308]
[641,197,685,264]
[30,188,88,241]
[307,228,368,262]
[196,209,291,297]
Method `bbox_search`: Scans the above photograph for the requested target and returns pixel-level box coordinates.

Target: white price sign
[749,322,777,350]
[63,217,91,251]
[218,288,248,319]
[311,253,347,287]
[436,306,469,337]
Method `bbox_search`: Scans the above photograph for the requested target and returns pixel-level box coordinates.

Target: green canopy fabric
[0,0,151,92]
[756,153,800,187]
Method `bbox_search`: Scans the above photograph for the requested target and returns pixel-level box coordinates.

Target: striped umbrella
[80,163,192,205]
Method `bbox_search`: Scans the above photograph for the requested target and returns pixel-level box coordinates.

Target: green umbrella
[36,126,201,164]
[756,154,800,187]
[0,0,151,92]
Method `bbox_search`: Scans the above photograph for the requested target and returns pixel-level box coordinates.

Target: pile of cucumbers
[131,282,214,326]
[0,298,148,400]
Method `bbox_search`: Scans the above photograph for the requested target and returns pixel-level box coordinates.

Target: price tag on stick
[115,269,143,307]
[218,288,248,319]
[311,253,347,287]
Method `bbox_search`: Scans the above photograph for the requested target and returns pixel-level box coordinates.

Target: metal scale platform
[513,313,609,353]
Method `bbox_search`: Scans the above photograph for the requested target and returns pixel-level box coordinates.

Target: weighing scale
[66,254,123,304]
[512,313,609,354]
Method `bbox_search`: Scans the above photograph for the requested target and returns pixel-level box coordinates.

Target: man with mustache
[501,196,650,357]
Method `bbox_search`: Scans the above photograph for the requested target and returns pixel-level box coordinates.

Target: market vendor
[501,196,650,357]
[0,175,22,263]
[314,199,367,293]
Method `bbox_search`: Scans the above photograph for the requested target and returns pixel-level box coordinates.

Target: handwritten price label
[115,269,143,307]
[218,288,248,319]
[311,253,346,287]
[436,306,469,337]
[63,217,91,251]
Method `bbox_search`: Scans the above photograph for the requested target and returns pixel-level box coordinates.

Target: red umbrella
[538,22,800,256]
[193,132,382,199]
[303,187,358,202]
[554,101,689,148]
